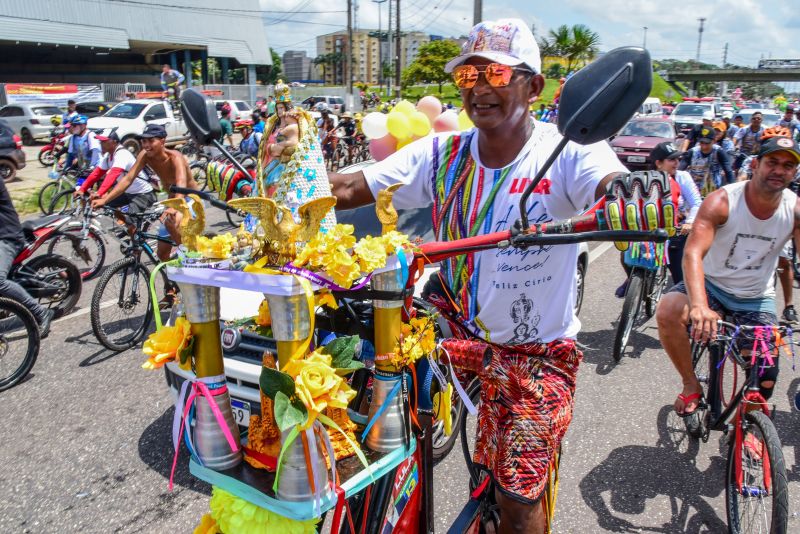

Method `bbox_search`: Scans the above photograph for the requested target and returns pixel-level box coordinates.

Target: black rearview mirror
[180,88,222,145]
[557,47,653,145]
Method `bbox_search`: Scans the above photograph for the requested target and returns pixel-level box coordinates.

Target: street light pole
[642,26,647,49]
[373,0,387,92]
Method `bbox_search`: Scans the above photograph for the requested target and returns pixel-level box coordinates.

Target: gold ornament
[160,194,206,251]
[376,183,403,235]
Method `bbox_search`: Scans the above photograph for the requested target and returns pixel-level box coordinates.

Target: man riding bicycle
[160,64,185,100]
[75,130,157,214]
[656,135,800,417]
[330,19,663,533]
[63,115,101,181]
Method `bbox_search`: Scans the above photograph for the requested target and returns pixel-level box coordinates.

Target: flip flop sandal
[676,392,702,418]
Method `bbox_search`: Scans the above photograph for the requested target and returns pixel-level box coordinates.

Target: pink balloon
[433,111,459,133]
[369,134,398,161]
[416,96,443,123]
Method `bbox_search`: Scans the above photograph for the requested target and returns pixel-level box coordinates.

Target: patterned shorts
[474,340,582,504]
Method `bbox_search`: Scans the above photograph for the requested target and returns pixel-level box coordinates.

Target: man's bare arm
[329,170,376,209]
[103,151,147,203]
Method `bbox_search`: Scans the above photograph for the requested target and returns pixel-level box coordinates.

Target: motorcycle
[12,214,83,318]
[38,127,68,167]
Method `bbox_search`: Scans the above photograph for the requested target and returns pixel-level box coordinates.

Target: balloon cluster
[362,96,475,161]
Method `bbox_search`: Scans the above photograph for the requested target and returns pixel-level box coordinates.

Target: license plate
[230,399,251,427]
[627,155,646,163]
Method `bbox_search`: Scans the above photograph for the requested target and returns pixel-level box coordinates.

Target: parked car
[736,108,781,127]
[301,95,346,115]
[0,119,25,182]
[610,117,677,170]
[0,103,64,145]
[213,100,252,122]
[75,101,111,118]
[670,101,722,136]
[87,99,186,154]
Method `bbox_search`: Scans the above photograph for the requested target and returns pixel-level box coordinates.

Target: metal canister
[372,260,405,371]
[194,382,242,470]
[276,428,329,502]
[265,292,312,342]
[365,373,407,453]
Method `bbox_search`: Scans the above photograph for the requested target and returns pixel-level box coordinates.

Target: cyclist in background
[678,126,734,196]
[250,110,265,134]
[160,64,185,99]
[733,111,764,171]
[338,112,357,162]
[61,100,78,126]
[680,111,715,152]
[657,135,800,417]
[63,115,101,180]
[219,107,234,146]
[727,113,744,141]
[238,123,262,158]
[75,130,156,214]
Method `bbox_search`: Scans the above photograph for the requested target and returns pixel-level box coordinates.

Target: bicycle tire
[91,257,155,352]
[190,162,209,191]
[792,243,800,282]
[22,255,82,318]
[725,410,788,534]
[612,269,645,362]
[0,297,41,392]
[684,341,711,439]
[38,149,55,167]
[48,187,76,215]
[45,227,106,281]
[644,265,668,318]
[37,181,67,214]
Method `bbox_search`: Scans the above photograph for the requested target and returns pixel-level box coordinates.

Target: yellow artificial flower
[209,487,318,534]
[255,299,271,327]
[193,514,219,534]
[379,230,411,254]
[315,291,338,310]
[327,224,357,246]
[142,317,192,370]
[390,315,436,368]
[195,233,237,259]
[354,235,389,272]
[283,350,356,428]
[322,248,361,288]
[294,233,326,267]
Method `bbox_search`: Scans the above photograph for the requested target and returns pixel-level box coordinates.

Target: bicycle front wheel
[90,257,154,351]
[725,410,788,534]
[38,181,66,214]
[644,265,669,318]
[612,269,644,362]
[48,188,77,215]
[0,297,41,392]
[45,227,106,280]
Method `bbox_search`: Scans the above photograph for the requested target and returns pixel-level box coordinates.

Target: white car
[736,108,781,127]
[301,95,346,115]
[213,100,252,121]
[87,99,186,153]
[670,101,723,136]
[0,103,63,145]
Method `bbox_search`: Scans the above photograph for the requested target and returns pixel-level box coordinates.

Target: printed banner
[5,83,103,106]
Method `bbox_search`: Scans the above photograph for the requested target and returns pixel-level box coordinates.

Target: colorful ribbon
[170,374,240,490]
[436,343,478,417]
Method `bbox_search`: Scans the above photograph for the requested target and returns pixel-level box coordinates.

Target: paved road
[1,205,799,533]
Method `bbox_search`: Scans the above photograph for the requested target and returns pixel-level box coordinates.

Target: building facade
[282,50,319,83]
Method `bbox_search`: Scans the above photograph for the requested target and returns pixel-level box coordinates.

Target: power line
[264,18,345,27]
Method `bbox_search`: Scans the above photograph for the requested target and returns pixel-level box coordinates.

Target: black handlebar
[512,228,668,247]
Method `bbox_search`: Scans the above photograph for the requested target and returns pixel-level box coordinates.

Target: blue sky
[261,0,800,68]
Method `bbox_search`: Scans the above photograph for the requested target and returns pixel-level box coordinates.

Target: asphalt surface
[2,204,800,533]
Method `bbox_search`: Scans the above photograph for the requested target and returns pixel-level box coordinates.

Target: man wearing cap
[328,19,665,531]
[92,123,201,262]
[727,113,744,141]
[678,125,734,195]
[657,136,800,417]
[76,130,156,213]
[680,110,715,152]
[733,111,764,171]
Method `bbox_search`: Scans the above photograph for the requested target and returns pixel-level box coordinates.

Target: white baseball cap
[444,18,542,74]
[702,110,714,120]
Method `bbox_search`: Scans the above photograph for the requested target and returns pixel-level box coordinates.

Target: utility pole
[373,0,387,91]
[642,26,647,49]
[347,0,353,93]
[395,0,401,99]
[387,0,392,96]
[473,0,482,25]
[720,42,729,97]
[695,17,705,62]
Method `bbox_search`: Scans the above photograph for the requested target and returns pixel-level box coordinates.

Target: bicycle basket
[623,241,666,270]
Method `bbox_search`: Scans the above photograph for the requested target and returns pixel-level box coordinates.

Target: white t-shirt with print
[363,120,626,344]
[99,148,153,194]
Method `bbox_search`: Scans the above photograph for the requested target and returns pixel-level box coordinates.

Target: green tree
[539,24,600,73]
[314,52,345,84]
[401,40,461,93]
[259,49,283,84]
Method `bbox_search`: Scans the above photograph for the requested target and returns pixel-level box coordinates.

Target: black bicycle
[90,207,173,351]
[0,296,41,392]
[612,243,669,361]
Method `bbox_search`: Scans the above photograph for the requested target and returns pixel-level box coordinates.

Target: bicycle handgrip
[439,339,492,374]
[419,230,512,262]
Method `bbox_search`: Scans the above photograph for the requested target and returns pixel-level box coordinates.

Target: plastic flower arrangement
[255,299,271,327]
[205,487,319,534]
[389,315,437,369]
[195,233,237,259]
[142,316,193,370]
[293,224,413,288]
[259,336,364,432]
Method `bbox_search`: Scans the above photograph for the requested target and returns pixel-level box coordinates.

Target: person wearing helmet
[63,115,101,180]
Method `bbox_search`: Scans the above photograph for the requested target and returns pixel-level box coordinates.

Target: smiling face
[458,57,543,132]
[752,151,799,193]
[141,136,166,154]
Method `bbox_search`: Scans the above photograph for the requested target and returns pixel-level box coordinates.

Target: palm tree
[540,24,601,73]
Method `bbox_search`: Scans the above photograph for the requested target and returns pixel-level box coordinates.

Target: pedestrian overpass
[663,68,800,82]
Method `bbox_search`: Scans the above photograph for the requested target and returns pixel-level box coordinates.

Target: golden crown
[274,80,292,103]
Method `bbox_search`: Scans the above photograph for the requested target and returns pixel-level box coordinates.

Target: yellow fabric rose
[322,248,361,288]
[142,317,192,370]
[255,299,271,327]
[195,233,237,259]
[283,350,356,428]
[354,236,389,272]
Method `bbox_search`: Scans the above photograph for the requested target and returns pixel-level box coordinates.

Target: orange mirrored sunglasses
[452,63,534,89]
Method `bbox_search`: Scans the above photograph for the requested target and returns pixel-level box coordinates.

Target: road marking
[52,299,115,325]
[588,242,614,264]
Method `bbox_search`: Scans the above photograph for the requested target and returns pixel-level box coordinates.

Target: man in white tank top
[656,136,800,415]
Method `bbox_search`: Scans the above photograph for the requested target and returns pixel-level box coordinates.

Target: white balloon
[361,112,388,140]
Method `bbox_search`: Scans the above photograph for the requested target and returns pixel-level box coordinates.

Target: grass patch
[13,188,46,216]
